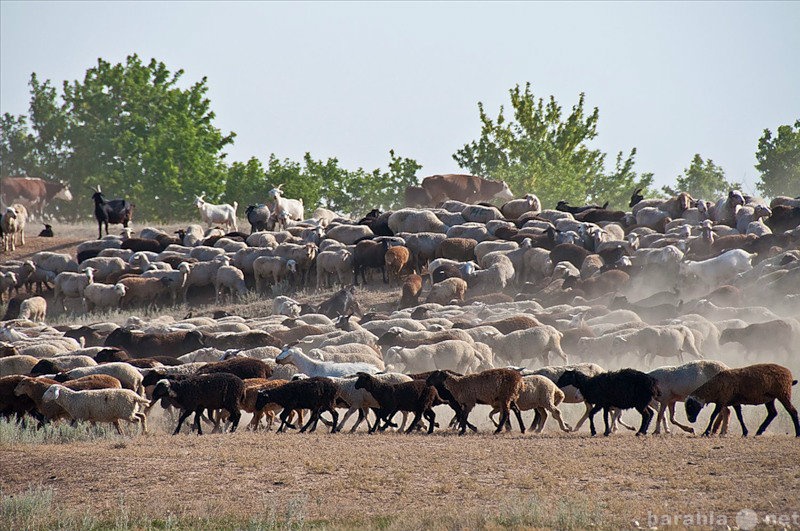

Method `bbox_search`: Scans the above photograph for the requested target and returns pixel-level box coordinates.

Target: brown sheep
[426,368,525,434]
[435,238,477,261]
[399,274,423,309]
[384,246,411,285]
[426,277,467,305]
[686,363,799,437]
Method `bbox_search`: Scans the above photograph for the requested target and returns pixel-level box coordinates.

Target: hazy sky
[2,1,798,196]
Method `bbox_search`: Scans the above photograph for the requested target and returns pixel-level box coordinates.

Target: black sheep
[765,205,800,233]
[557,369,659,436]
[151,373,245,435]
[120,238,162,253]
[549,243,591,270]
[104,328,206,359]
[555,200,609,214]
[352,239,390,285]
[255,377,340,433]
[354,372,439,434]
[38,224,54,237]
[195,357,272,380]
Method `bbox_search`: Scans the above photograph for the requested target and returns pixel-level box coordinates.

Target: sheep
[388,209,448,234]
[489,375,571,433]
[383,340,490,374]
[487,326,568,366]
[42,384,149,434]
[196,356,272,380]
[401,232,449,271]
[214,264,248,302]
[326,224,374,245]
[327,372,413,432]
[377,327,476,349]
[614,325,703,365]
[465,254,515,294]
[735,204,772,234]
[385,246,411,285]
[719,320,797,357]
[446,223,493,243]
[193,194,238,231]
[0,355,40,377]
[353,372,439,433]
[711,190,746,226]
[765,205,800,233]
[426,277,467,305]
[435,238,477,262]
[104,328,206,359]
[272,242,317,285]
[501,194,541,219]
[81,282,126,312]
[315,249,353,289]
[647,360,731,435]
[275,345,380,377]
[351,239,389,285]
[181,255,230,301]
[118,276,174,309]
[0,272,18,301]
[255,376,339,433]
[691,300,780,324]
[556,368,659,436]
[685,363,800,437]
[14,374,122,424]
[245,204,271,233]
[273,296,302,318]
[29,355,98,375]
[267,185,305,222]
[461,204,502,224]
[18,296,46,321]
[32,251,78,275]
[251,256,291,293]
[52,268,95,311]
[54,362,145,395]
[1,206,22,252]
[426,368,525,434]
[309,344,383,368]
[399,274,423,309]
[0,374,37,422]
[151,373,245,435]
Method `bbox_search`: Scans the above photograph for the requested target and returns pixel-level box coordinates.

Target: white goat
[275,345,380,377]
[193,194,238,232]
[268,185,304,221]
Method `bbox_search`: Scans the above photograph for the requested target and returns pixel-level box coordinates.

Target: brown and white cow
[417,174,514,206]
[0,176,73,220]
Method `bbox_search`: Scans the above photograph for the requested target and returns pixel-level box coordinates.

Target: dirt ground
[2,430,799,529]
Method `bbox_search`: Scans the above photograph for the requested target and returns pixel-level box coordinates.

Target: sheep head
[684,396,706,423]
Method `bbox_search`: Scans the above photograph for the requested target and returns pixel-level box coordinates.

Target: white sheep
[0,272,18,301]
[275,345,381,377]
[383,340,490,374]
[1,207,20,251]
[388,209,448,234]
[0,354,39,377]
[78,257,127,282]
[648,360,730,434]
[32,251,78,274]
[501,194,541,219]
[82,282,127,312]
[426,277,468,305]
[273,296,302,318]
[214,264,248,302]
[254,256,296,292]
[194,194,238,231]
[56,362,145,395]
[42,385,150,435]
[489,374,571,433]
[316,249,353,290]
[325,224,374,245]
[18,296,47,321]
[53,267,95,310]
[142,262,191,304]
[487,326,568,366]
[618,325,703,364]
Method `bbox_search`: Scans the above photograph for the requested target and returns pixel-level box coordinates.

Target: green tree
[663,154,738,199]
[0,113,35,176]
[58,55,235,220]
[453,83,652,210]
[756,119,800,198]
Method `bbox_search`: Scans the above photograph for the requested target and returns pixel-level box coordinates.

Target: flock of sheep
[1,180,800,439]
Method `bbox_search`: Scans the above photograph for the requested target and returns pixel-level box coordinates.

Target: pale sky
[2,1,799,196]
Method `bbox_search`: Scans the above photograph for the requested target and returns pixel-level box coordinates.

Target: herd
[1,173,799,439]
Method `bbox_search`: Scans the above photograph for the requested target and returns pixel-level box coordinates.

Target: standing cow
[416,174,514,206]
[0,176,73,220]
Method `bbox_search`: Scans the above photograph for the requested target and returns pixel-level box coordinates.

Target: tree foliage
[756,119,800,198]
[453,83,653,210]
[662,154,738,200]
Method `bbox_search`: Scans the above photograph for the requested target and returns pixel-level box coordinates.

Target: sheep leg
[494,406,510,435]
[733,405,748,437]
[777,397,800,437]
[405,410,424,434]
[194,408,204,435]
[614,409,636,431]
[603,407,613,436]
[488,408,500,428]
[299,409,320,433]
[548,406,571,433]
[113,420,124,436]
[338,407,358,432]
[668,402,695,434]
[529,409,542,432]
[653,401,668,435]
[511,402,526,434]
[136,412,148,435]
[173,409,193,435]
[703,404,724,437]
[228,408,241,433]
[573,401,593,431]
[423,409,437,434]
[755,400,778,436]
[587,404,602,436]
[637,406,653,436]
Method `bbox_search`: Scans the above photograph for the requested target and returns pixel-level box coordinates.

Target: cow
[419,174,514,206]
[0,176,73,220]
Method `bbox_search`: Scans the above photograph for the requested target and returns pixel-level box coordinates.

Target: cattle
[0,176,73,220]
[419,174,514,206]
[92,186,135,239]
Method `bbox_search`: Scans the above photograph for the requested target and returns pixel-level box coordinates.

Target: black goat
[556,200,609,214]
[556,369,659,436]
[629,188,644,207]
[92,187,134,239]
[38,224,54,237]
